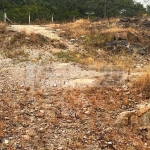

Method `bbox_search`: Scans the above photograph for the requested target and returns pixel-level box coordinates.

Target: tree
[0,0,147,23]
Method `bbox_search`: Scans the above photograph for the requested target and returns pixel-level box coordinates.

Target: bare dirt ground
[0,22,150,150]
[8,25,61,40]
[1,24,126,89]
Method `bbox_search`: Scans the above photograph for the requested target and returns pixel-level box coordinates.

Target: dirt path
[0,60,127,93]
[9,25,61,40]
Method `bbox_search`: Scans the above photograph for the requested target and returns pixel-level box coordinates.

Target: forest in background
[0,0,150,23]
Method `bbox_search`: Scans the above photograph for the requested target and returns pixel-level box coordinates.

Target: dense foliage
[0,0,148,23]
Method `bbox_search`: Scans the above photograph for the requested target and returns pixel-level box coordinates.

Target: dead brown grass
[1,18,150,149]
[60,18,139,40]
[1,79,149,149]
[59,18,143,61]
[0,22,7,33]
[60,19,92,38]
[101,27,140,34]
[4,49,29,60]
[0,27,68,52]
[133,66,150,97]
[108,52,135,71]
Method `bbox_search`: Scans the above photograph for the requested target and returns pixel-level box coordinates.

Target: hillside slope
[0,18,150,149]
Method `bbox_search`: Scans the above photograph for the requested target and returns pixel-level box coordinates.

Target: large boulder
[115,103,150,131]
[106,40,130,49]
[120,17,130,22]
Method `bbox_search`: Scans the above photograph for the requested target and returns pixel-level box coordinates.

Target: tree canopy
[0,0,148,23]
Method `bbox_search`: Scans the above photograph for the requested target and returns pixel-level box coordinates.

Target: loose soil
[0,21,150,150]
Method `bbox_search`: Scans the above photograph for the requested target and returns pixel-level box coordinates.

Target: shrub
[133,68,150,98]
[0,22,7,33]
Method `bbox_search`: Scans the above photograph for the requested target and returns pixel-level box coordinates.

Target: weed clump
[133,72,150,98]
[4,49,29,61]
[54,51,92,64]
[54,51,80,62]
[51,39,68,49]
[0,22,7,33]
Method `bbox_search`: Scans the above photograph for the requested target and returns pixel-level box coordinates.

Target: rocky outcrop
[115,103,150,132]
[119,17,150,29]
[106,40,130,50]
[114,32,128,40]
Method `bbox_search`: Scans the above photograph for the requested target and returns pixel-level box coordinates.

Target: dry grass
[0,27,68,52]
[101,27,139,34]
[1,18,150,149]
[60,19,113,42]
[53,51,90,63]
[4,49,29,61]
[60,19,92,38]
[96,17,119,25]
[0,22,7,33]
[60,18,139,42]
[6,31,49,49]
[54,48,135,72]
[51,39,68,49]
[59,18,143,61]
[54,50,108,71]
[1,77,149,149]
[133,66,150,97]
[108,52,135,71]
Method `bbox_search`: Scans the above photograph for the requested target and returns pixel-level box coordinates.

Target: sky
[134,0,147,7]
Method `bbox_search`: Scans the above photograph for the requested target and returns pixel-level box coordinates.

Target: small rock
[53,83,57,87]
[39,127,45,133]
[83,135,87,139]
[25,37,30,40]
[135,64,142,68]
[85,111,91,115]
[36,112,44,117]
[25,86,30,91]
[66,120,72,123]
[108,141,113,145]
[9,137,13,140]
[26,129,36,136]
[144,143,147,146]
[22,135,30,141]
[4,139,9,144]
[75,43,79,47]
[4,117,9,120]
[81,35,85,38]
[40,110,45,114]
[70,39,76,43]
[55,29,62,32]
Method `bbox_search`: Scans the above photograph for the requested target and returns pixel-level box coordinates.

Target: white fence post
[4,9,12,23]
[4,9,6,23]
[52,13,54,22]
[29,12,31,24]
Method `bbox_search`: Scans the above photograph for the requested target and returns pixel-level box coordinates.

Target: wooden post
[4,9,6,23]
[52,13,54,22]
[88,14,90,20]
[73,15,75,22]
[29,12,31,24]
[4,9,12,23]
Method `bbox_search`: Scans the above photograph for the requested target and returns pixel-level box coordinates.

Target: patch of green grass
[83,33,113,48]
[54,51,79,62]
[4,49,29,61]
[54,51,91,63]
